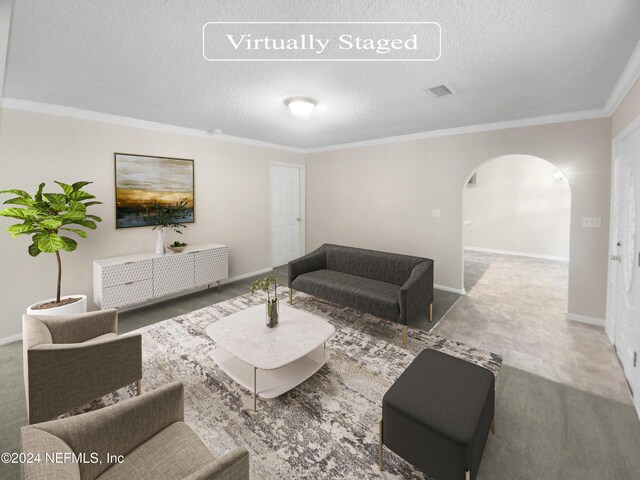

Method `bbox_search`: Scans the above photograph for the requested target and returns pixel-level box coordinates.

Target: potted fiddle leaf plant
[138,198,190,254]
[250,275,279,327]
[0,181,102,314]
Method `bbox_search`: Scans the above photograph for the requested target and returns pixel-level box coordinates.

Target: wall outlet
[582,217,601,228]
[432,209,441,217]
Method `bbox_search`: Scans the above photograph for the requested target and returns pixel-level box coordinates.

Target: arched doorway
[461,154,571,293]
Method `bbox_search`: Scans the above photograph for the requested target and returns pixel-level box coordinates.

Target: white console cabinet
[94,243,228,309]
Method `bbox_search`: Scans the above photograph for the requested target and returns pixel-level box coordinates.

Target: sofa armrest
[26,309,119,344]
[21,426,81,480]
[399,261,433,324]
[288,245,326,287]
[26,334,142,424]
[31,382,184,480]
[183,448,250,480]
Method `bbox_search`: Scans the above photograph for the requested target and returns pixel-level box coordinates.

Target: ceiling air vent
[427,84,453,98]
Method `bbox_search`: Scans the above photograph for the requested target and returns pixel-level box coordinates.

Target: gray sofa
[21,382,250,480]
[288,244,434,347]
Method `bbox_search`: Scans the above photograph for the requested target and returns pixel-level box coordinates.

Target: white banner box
[203,22,441,62]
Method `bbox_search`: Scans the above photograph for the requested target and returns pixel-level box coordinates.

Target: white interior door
[610,122,640,414]
[271,164,301,267]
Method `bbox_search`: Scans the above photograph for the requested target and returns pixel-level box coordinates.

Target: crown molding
[0,96,621,156]
[305,108,607,153]
[0,98,307,154]
[604,39,640,116]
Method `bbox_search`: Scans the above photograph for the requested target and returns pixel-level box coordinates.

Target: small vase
[155,228,165,254]
[266,298,279,328]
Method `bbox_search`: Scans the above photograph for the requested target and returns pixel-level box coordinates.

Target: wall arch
[460,154,572,289]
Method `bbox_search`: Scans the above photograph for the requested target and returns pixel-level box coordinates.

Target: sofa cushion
[98,422,215,480]
[292,269,400,321]
[325,244,426,286]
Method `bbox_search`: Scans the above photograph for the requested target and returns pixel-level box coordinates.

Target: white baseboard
[566,313,605,328]
[222,267,274,285]
[0,332,22,345]
[434,284,466,295]
[464,246,569,263]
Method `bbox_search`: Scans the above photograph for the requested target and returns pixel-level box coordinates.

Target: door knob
[610,255,621,261]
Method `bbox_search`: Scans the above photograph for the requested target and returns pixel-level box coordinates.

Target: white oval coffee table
[206,304,336,411]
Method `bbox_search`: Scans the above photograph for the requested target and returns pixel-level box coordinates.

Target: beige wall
[463,155,571,260]
[306,118,612,321]
[0,108,304,339]
[613,76,640,137]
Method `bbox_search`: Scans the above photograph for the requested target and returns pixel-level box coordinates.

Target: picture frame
[114,153,195,229]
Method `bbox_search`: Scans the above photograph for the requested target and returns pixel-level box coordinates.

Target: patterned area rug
[73,291,502,479]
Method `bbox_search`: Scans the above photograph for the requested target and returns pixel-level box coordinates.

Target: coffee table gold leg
[253,367,257,411]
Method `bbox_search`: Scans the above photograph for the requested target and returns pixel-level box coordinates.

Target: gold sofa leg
[378,418,383,471]
[465,470,471,480]
[429,303,433,322]
[289,288,292,305]
[136,379,142,396]
[402,325,407,349]
[217,280,221,293]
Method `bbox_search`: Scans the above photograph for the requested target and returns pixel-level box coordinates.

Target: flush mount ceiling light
[285,97,317,116]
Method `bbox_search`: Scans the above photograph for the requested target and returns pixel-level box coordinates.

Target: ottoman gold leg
[136,379,142,396]
[378,418,383,471]
[289,288,292,305]
[429,303,433,322]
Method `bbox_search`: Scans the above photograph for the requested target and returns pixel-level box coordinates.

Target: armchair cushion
[98,422,214,480]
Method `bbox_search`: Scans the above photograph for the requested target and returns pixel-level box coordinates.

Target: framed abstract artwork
[114,153,195,228]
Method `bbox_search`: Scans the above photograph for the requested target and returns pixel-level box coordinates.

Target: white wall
[613,75,640,138]
[0,0,13,105]
[306,118,611,321]
[0,108,305,340]
[463,155,571,260]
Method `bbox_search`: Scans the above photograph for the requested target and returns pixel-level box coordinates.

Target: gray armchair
[23,309,142,424]
[20,382,250,480]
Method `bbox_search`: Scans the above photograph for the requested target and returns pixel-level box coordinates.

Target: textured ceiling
[5,0,640,149]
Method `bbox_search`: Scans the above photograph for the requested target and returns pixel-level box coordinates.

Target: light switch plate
[432,209,441,217]
[582,217,601,228]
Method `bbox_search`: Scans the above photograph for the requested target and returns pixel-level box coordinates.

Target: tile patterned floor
[432,251,633,404]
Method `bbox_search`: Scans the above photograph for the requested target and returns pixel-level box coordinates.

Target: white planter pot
[26,295,88,315]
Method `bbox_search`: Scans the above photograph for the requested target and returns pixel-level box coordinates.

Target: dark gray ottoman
[379,349,496,480]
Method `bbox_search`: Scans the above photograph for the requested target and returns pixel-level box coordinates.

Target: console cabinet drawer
[153,254,195,297]
[194,246,229,285]
[101,279,153,309]
[102,260,153,288]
